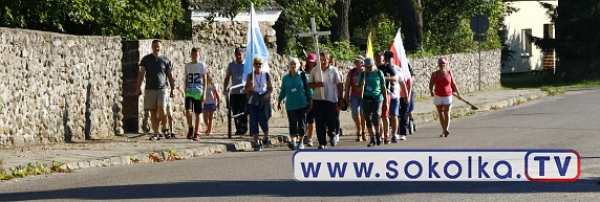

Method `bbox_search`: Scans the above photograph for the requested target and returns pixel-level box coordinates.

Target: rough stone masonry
[0,28,123,148]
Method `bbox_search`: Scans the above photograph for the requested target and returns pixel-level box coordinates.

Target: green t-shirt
[357,70,385,102]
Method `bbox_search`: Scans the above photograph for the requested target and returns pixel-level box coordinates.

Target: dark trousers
[398,98,410,135]
[230,94,248,135]
[313,100,338,146]
[287,107,307,137]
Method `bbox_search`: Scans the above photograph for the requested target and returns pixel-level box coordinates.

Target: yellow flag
[366,32,374,59]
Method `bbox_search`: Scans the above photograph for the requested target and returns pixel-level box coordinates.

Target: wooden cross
[297,18,331,98]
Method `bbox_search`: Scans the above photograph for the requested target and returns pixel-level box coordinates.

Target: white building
[502,0,558,74]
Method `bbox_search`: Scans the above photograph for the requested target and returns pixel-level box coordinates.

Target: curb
[412,91,548,126]
[338,91,548,133]
[57,137,289,171]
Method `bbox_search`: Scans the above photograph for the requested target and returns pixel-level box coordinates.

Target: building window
[521,29,532,57]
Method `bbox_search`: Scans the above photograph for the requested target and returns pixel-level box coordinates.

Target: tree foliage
[0,0,189,40]
[555,0,600,81]
[421,0,504,54]
[1,0,506,57]
[350,0,503,55]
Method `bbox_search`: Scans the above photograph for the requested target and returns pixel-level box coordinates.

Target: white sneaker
[400,135,407,141]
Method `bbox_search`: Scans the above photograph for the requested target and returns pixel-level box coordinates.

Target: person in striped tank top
[244,57,273,151]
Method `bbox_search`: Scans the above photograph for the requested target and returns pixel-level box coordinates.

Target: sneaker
[355,134,361,142]
[361,133,367,141]
[318,145,327,149]
[193,134,200,141]
[408,120,414,135]
[262,137,270,148]
[376,134,382,146]
[254,143,262,151]
[367,139,376,147]
[400,135,407,141]
[187,131,193,139]
[392,135,399,143]
[288,142,297,150]
[170,133,177,139]
[330,135,338,147]
[383,136,391,144]
[306,139,314,147]
[297,142,305,150]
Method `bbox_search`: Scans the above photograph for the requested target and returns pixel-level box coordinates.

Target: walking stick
[454,94,479,110]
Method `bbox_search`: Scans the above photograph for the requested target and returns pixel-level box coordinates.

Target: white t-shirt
[184,62,208,95]
[205,84,218,104]
[308,65,342,103]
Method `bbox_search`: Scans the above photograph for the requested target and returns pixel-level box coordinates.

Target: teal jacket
[278,71,313,111]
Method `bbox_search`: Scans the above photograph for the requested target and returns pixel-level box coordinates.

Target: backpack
[300,72,311,103]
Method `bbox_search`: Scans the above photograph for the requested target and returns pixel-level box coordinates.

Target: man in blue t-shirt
[223,47,249,136]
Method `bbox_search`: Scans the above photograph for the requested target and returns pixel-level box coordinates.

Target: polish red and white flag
[389,28,412,93]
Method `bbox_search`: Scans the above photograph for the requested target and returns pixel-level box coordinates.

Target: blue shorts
[350,97,362,116]
[389,97,400,116]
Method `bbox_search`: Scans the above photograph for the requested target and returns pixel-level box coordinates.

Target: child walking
[203,74,220,135]
[184,47,208,141]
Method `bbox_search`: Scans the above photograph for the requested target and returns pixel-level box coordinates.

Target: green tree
[555,0,600,81]
[421,0,503,54]
[0,0,189,40]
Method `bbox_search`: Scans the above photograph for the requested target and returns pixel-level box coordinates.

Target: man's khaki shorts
[144,89,169,110]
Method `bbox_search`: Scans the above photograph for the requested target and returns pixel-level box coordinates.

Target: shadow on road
[1,179,599,201]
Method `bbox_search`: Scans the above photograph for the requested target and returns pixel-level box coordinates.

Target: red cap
[307,53,317,62]
[438,57,448,65]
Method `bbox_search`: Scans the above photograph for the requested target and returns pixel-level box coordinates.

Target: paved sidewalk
[0,89,548,174]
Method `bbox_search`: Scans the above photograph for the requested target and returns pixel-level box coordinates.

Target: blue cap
[364,57,375,66]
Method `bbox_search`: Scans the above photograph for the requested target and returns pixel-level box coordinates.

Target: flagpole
[251,3,255,83]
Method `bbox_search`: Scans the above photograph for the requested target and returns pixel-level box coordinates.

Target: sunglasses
[254,63,262,65]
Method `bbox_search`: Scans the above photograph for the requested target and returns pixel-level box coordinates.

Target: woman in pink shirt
[428,56,461,137]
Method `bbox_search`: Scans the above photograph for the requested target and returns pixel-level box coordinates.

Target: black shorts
[185,97,203,113]
[306,110,315,124]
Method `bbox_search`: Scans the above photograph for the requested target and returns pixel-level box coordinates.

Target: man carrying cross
[308,51,344,149]
[299,18,344,149]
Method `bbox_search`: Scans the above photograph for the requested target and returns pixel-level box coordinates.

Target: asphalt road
[1,89,600,202]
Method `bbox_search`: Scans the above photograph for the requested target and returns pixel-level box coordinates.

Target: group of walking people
[136,40,463,152]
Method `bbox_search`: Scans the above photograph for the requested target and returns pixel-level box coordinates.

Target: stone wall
[0,28,123,148]
[192,21,278,48]
[331,50,501,97]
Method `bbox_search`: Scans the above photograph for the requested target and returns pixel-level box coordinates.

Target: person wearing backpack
[244,57,273,151]
[278,58,313,150]
[344,56,367,142]
[357,58,388,147]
